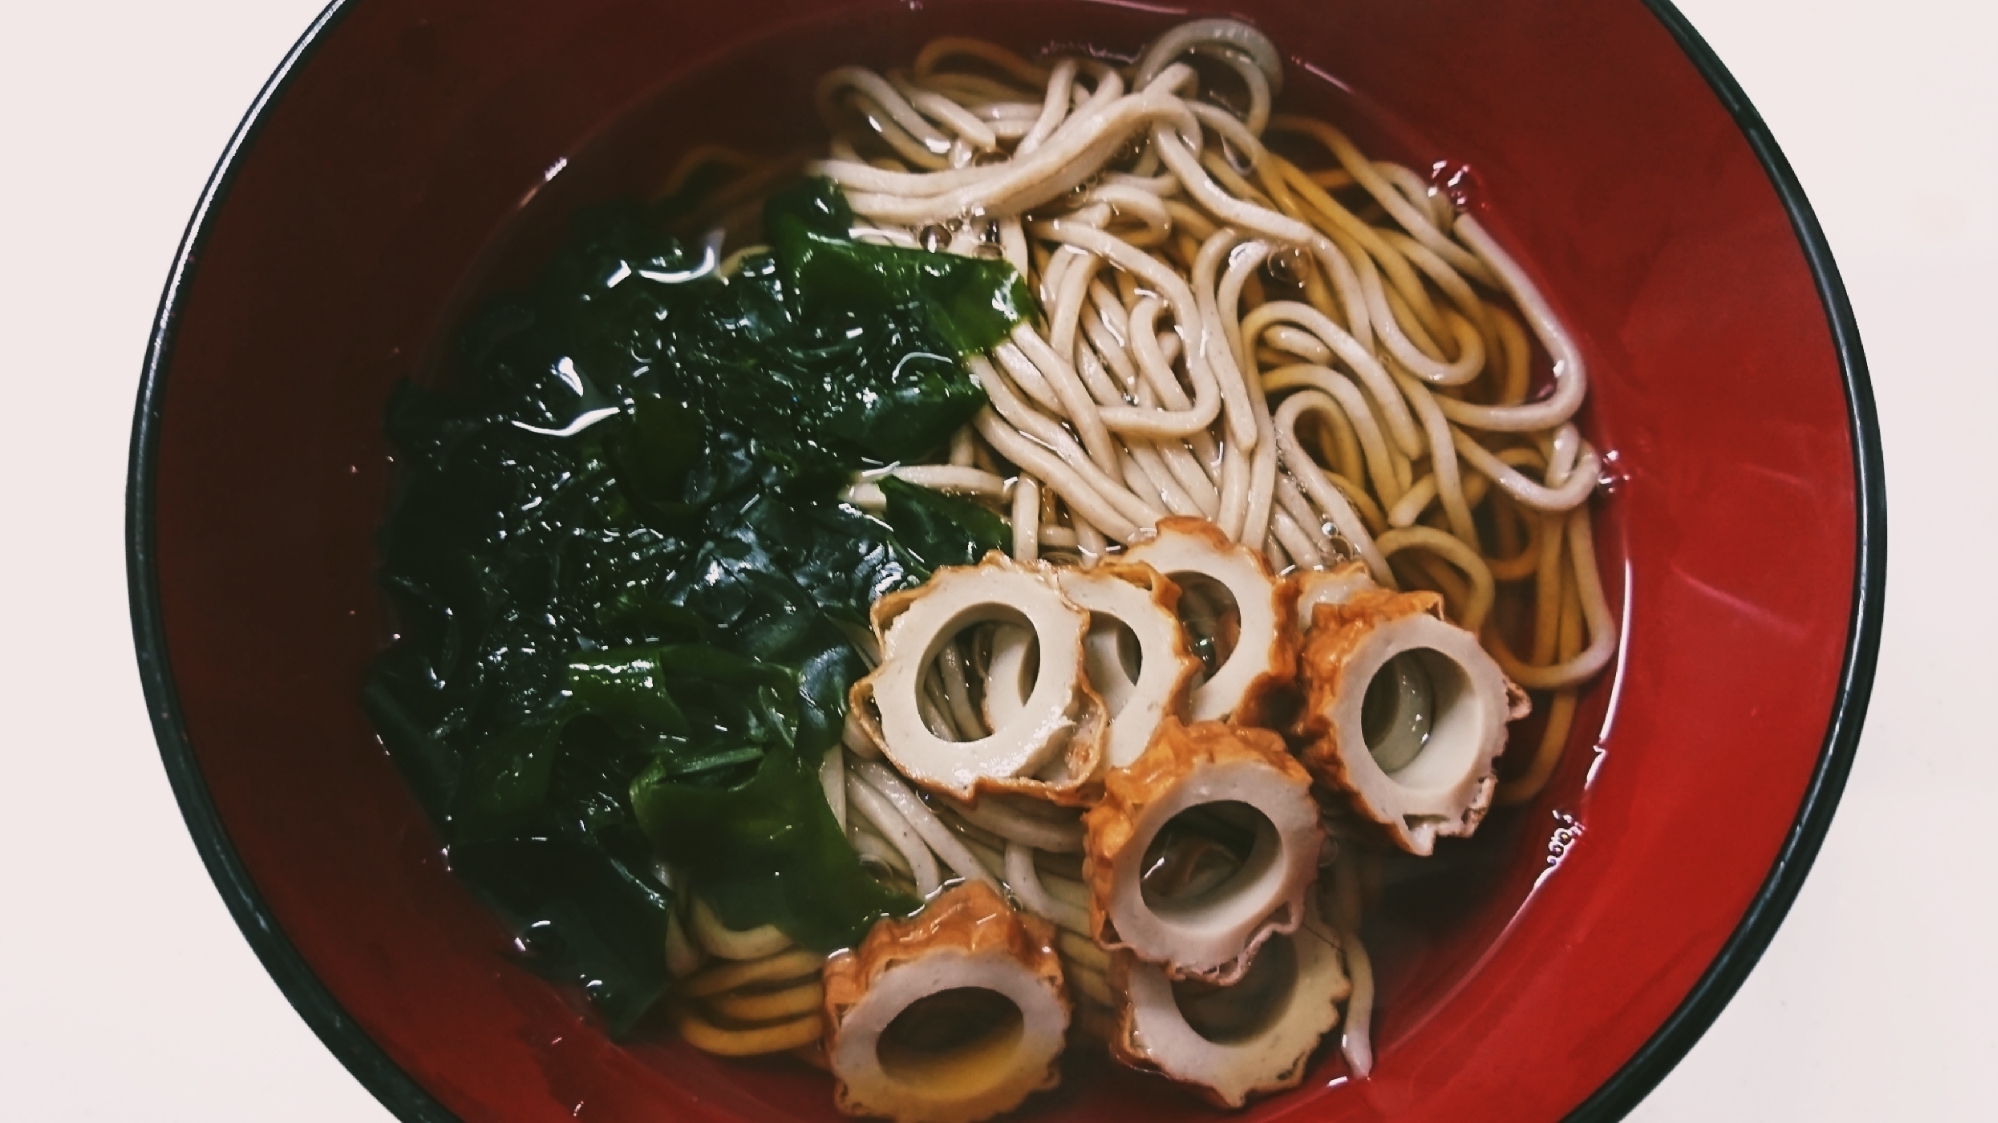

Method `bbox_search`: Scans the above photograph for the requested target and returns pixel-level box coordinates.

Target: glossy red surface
[141,1,1858,1120]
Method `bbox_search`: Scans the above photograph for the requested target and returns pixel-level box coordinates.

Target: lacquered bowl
[127,1,1882,1120]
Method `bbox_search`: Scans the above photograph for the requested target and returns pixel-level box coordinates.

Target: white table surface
[2,0,1988,1118]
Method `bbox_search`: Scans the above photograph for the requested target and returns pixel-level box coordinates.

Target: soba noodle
[642,16,1610,1109]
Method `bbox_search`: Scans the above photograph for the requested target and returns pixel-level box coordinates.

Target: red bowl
[128,1,1882,1120]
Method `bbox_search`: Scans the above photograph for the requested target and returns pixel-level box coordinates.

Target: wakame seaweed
[365,178,1028,1034]
[880,476,1012,577]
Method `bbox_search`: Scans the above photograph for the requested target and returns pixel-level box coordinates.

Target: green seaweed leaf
[367,181,1026,1032]
[632,744,916,953]
[880,475,1011,577]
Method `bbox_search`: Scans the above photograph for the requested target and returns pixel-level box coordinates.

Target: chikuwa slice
[852,554,1107,802]
[1294,582,1530,855]
[1291,561,1380,629]
[1060,564,1200,770]
[1108,892,1351,1107]
[822,882,1070,1123]
[1083,719,1323,983]
[1123,517,1298,726]
[985,563,1199,773]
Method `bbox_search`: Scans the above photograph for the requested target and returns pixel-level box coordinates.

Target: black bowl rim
[124,1,1884,1120]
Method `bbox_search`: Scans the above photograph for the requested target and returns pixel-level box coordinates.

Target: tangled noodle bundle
[656,18,1617,1110]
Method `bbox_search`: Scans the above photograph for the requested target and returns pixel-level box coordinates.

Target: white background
[0,0,1990,1118]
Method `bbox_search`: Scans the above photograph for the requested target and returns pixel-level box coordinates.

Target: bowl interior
[139,1,1859,1121]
